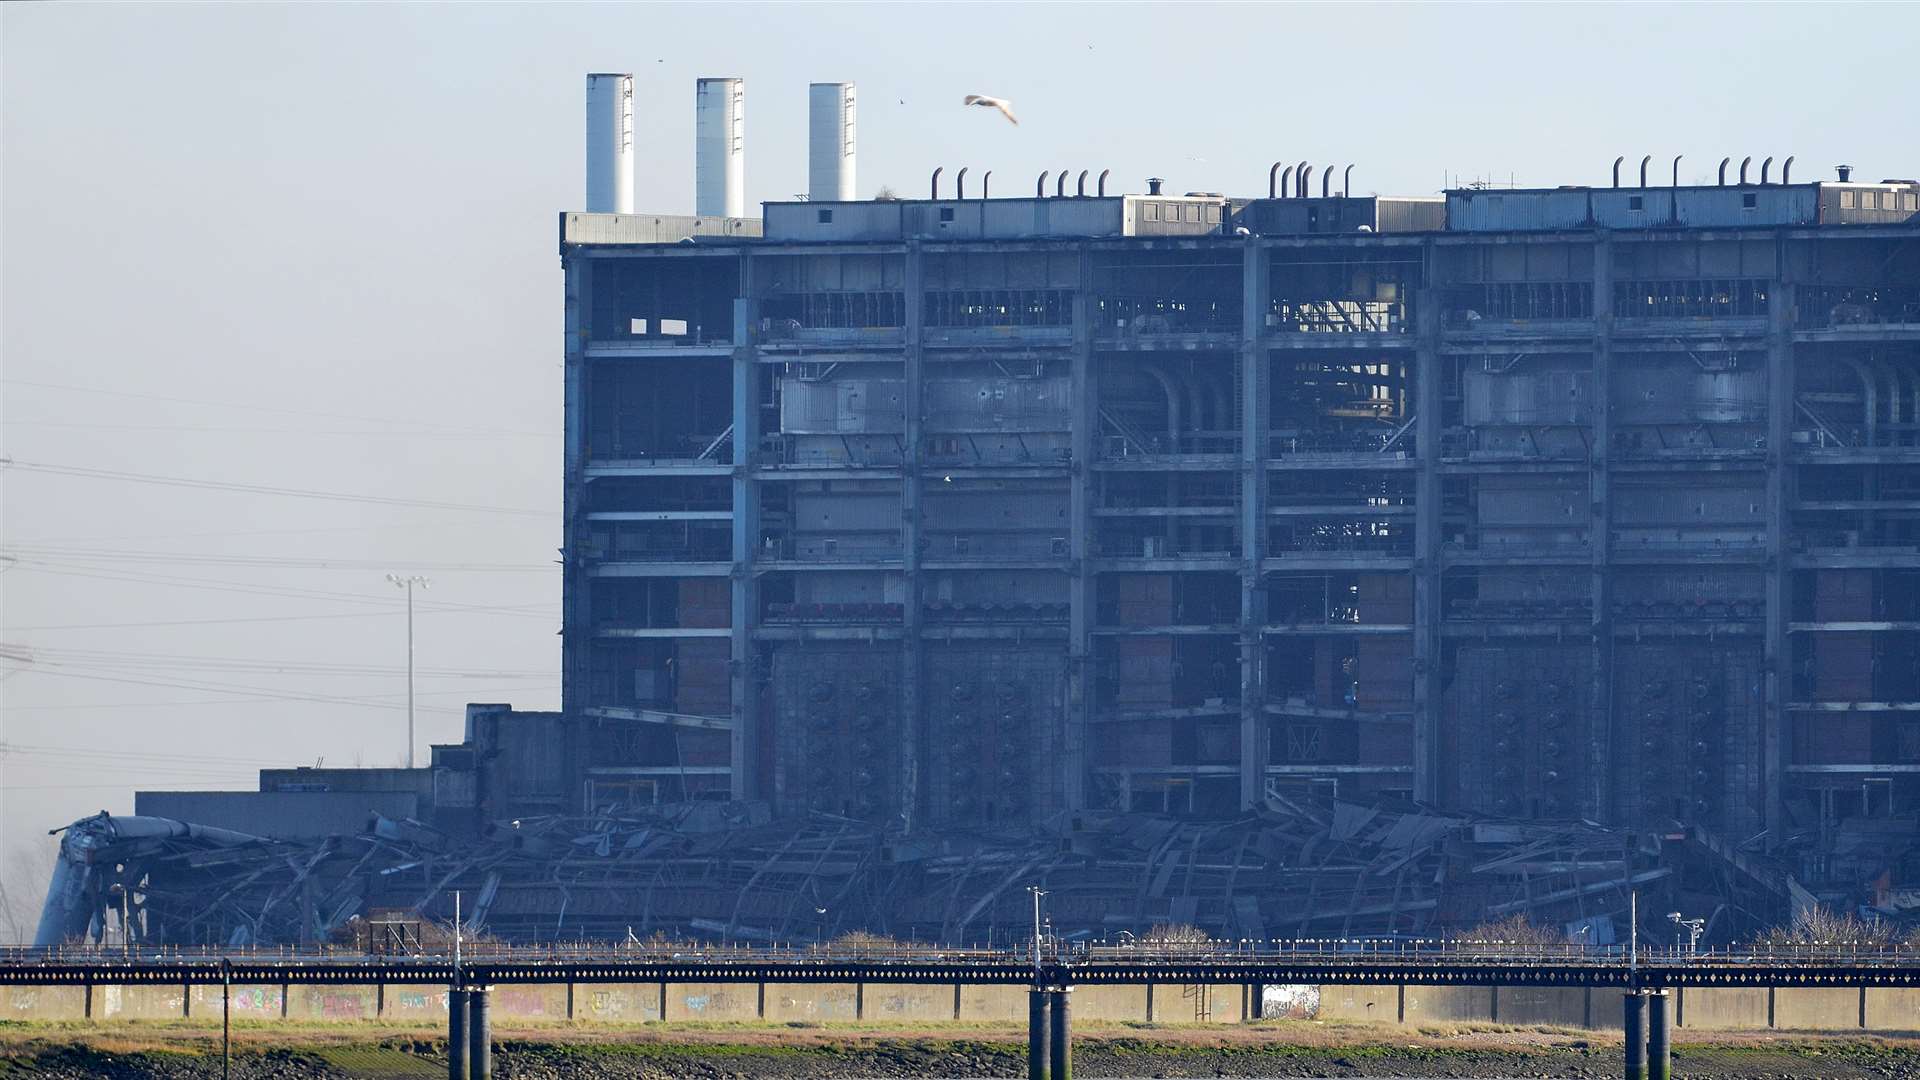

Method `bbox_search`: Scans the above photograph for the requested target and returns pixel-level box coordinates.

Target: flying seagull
[963,94,1018,125]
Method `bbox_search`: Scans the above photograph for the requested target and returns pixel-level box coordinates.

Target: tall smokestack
[808,82,856,203]
[696,77,745,217]
[584,73,634,213]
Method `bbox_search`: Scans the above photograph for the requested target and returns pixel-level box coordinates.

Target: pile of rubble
[36,796,1696,948]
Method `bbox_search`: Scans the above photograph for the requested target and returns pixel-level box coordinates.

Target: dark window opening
[817,209,833,223]
[939,207,956,222]
[1628,196,1645,211]
[1742,193,1758,210]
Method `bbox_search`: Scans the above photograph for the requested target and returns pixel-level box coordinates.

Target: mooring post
[448,988,469,1080]
[469,985,492,1080]
[1647,989,1671,1080]
[1027,987,1051,1080]
[1049,986,1072,1080]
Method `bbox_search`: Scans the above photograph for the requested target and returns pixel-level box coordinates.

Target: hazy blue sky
[1,1,1911,930]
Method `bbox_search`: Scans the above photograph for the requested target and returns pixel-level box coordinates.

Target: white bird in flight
[964,94,1018,125]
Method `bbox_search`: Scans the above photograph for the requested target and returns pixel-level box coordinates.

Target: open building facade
[562,176,1920,856]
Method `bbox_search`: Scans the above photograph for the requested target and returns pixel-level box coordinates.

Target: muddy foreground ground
[3,1019,1917,1078]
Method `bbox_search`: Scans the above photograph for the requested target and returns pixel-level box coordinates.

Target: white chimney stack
[584,73,634,214]
[809,82,856,203]
[696,77,745,218]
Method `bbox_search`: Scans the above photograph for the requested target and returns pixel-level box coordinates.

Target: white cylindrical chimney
[696,77,745,218]
[585,73,634,214]
[809,82,856,203]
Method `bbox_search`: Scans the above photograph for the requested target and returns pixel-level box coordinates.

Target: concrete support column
[1027,988,1051,1080]
[447,988,468,1080]
[468,986,492,1080]
[1762,274,1795,845]
[1622,990,1645,1080]
[1411,279,1442,803]
[1238,240,1271,808]
[730,263,763,801]
[1049,988,1072,1080]
[900,240,926,830]
[1590,233,1616,821]
[1646,989,1671,1080]
[1065,244,1096,811]
[560,255,593,719]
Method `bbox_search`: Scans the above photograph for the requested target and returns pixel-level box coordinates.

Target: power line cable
[1,458,552,517]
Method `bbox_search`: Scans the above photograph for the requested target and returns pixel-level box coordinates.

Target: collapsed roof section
[39,797,1697,948]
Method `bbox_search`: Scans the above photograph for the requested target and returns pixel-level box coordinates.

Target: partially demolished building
[45,150,1920,948]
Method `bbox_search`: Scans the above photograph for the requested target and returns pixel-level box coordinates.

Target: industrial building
[44,78,1920,947]
[555,163,1920,861]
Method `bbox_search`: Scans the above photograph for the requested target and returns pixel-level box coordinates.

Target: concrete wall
[662,982,758,1022]
[6,979,1913,1033]
[5,985,86,1020]
[1772,987,1861,1030]
[1678,987,1769,1029]
[863,982,956,1022]
[575,983,661,1023]
[1401,985,1496,1024]
[763,981,857,1022]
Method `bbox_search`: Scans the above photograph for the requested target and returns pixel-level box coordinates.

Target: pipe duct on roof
[1344,164,1354,196]
[1077,169,1089,197]
[1098,169,1110,197]
[1718,157,1731,186]
[1739,156,1752,184]
[1781,157,1794,184]
[1639,155,1652,187]
[1036,171,1049,197]
[1298,164,1314,198]
[1613,156,1625,188]
[1269,162,1284,199]
[929,167,942,200]
[955,167,968,200]
[981,170,992,199]
[1672,155,1683,187]
[1322,165,1333,198]
[1056,170,1067,198]
[1294,161,1309,197]
[1761,156,1774,185]
[1279,165,1294,199]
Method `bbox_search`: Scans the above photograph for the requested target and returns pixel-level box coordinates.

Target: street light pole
[387,574,430,769]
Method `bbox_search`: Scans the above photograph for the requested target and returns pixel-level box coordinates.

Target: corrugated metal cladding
[1447,185,1829,231]
[563,213,761,245]
[133,791,421,840]
[1231,197,1443,235]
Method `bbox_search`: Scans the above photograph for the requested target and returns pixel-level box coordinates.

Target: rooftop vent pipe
[1147,177,1164,195]
[1782,157,1794,184]
[1761,156,1774,184]
[1344,164,1354,196]
[981,170,992,199]
[1718,157,1731,186]
[1837,164,1854,181]
[1739,156,1752,184]
[1279,165,1295,199]
[1037,171,1050,197]
[1322,164,1333,198]
[1613,156,1625,188]
[1077,169,1089,197]
[1098,169,1110,196]
[1672,155,1683,187]
[1056,170,1068,198]
[1298,164,1314,198]
[1269,162,1284,198]
[930,166,942,200]
[956,167,968,200]
[1295,161,1309,197]
[1639,155,1652,187]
